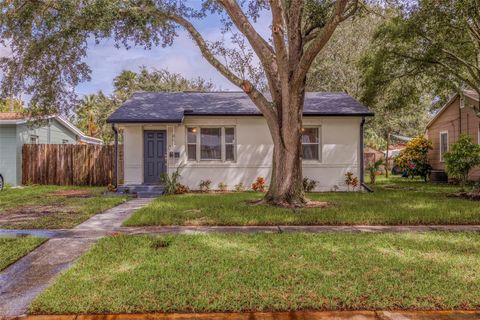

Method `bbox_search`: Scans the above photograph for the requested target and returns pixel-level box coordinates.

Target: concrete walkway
[8,310,480,320]
[0,198,154,318]
[120,224,480,235]
[2,224,480,239]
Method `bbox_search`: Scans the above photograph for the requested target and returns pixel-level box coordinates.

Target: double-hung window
[302,127,321,161]
[187,128,198,161]
[225,128,235,161]
[187,127,236,162]
[440,131,448,162]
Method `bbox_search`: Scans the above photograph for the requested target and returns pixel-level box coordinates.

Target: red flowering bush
[252,177,267,192]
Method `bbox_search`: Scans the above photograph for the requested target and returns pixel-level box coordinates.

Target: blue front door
[144,130,166,184]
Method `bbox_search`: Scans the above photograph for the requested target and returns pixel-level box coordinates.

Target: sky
[77,8,271,96]
[0,4,272,99]
[77,28,238,96]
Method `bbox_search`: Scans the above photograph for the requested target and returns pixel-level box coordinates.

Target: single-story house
[426,89,480,181]
[0,112,102,186]
[107,92,374,191]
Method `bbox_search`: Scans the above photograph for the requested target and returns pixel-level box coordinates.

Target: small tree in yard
[366,159,383,184]
[0,0,362,207]
[395,136,432,182]
[444,135,480,190]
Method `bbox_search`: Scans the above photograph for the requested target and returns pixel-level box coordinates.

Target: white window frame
[478,125,480,145]
[301,126,322,162]
[30,135,39,144]
[186,127,198,161]
[186,126,236,162]
[223,127,236,162]
[439,131,448,162]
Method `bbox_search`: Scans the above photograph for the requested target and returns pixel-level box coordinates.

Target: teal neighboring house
[0,112,102,186]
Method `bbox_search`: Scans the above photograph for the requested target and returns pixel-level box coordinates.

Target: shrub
[444,134,480,190]
[344,172,359,191]
[303,177,318,192]
[161,168,181,195]
[394,136,432,181]
[161,166,185,195]
[199,179,212,192]
[174,184,189,194]
[366,159,384,184]
[218,182,228,192]
[234,182,245,192]
[252,177,267,192]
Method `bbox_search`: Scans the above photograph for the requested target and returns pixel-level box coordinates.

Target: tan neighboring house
[425,90,480,181]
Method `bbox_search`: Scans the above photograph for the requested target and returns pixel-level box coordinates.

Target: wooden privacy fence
[22,144,122,186]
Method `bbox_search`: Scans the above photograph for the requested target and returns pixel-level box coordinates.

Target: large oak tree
[0,0,361,206]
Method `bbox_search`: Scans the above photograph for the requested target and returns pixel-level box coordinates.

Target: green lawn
[0,236,46,271]
[0,185,129,229]
[124,177,480,226]
[31,232,480,313]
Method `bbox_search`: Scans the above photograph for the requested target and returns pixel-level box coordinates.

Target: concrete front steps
[117,184,164,198]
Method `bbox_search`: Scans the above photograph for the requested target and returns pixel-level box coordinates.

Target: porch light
[192,128,197,133]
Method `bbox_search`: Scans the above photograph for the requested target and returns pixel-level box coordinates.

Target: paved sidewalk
[3,224,480,239]
[0,198,154,318]
[7,310,480,320]
[119,224,480,235]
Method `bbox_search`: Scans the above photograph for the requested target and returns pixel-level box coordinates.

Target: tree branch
[270,0,288,84]
[286,0,304,76]
[293,0,357,86]
[217,0,280,100]
[166,13,277,122]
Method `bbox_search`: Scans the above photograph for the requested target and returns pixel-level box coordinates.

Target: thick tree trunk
[263,92,307,207]
[265,141,306,207]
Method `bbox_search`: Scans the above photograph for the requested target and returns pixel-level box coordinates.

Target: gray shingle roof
[107,91,373,123]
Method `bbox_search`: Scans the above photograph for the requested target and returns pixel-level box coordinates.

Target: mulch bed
[245,199,332,209]
[447,192,480,201]
[0,205,78,227]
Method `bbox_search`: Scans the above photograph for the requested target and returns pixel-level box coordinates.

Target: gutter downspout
[112,124,119,189]
[359,117,373,192]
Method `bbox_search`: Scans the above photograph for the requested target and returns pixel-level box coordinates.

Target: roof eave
[426,93,459,129]
[107,112,374,123]
[106,119,183,124]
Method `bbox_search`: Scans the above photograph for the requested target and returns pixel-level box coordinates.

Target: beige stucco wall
[119,116,362,191]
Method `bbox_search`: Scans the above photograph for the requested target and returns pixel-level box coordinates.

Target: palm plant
[366,159,384,184]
